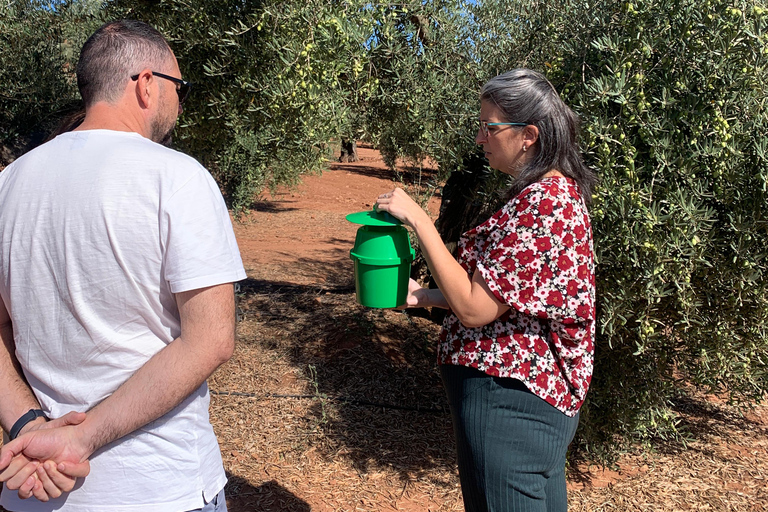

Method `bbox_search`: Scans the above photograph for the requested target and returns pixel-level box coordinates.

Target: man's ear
[133,68,154,109]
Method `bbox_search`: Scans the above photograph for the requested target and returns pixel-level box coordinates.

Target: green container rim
[350,250,414,266]
[346,210,403,226]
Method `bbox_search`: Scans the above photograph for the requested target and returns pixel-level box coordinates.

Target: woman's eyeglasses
[131,71,193,105]
[479,120,527,138]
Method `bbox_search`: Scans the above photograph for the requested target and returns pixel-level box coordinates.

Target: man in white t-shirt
[0,20,246,511]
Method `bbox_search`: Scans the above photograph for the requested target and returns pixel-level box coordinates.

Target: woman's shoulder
[499,177,590,233]
[474,178,584,235]
[507,177,575,209]
[518,176,581,201]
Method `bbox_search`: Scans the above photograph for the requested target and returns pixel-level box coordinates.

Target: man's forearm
[0,318,45,436]
[76,333,230,457]
[71,284,235,459]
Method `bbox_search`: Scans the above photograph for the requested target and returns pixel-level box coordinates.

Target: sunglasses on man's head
[131,71,192,105]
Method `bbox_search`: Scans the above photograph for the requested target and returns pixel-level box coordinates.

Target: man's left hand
[0,411,91,501]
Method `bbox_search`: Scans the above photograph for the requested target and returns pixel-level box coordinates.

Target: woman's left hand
[374,188,431,230]
[394,278,431,310]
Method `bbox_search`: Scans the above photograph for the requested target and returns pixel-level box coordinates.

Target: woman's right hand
[398,278,429,309]
[374,188,431,230]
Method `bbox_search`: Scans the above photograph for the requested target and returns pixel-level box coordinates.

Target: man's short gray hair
[76,20,173,106]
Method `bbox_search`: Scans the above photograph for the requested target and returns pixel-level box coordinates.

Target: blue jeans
[187,489,227,512]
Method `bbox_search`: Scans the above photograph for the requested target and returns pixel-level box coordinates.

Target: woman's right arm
[376,188,509,327]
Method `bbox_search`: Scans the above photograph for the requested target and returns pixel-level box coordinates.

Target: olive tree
[545,0,768,453]
[107,0,378,210]
[0,0,102,163]
[371,0,768,457]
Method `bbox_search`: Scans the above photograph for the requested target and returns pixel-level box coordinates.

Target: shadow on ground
[226,474,311,512]
[232,256,458,484]
[333,163,439,187]
[246,201,300,213]
[230,252,768,498]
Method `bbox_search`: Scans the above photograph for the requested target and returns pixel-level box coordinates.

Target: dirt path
[233,145,440,281]
[216,146,459,511]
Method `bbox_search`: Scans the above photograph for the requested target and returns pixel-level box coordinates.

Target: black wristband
[9,409,48,440]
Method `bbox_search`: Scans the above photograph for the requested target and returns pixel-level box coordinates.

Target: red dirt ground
[233,145,440,274]
[231,145,639,491]
[3,146,766,511]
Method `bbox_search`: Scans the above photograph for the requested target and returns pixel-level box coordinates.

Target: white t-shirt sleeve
[162,164,246,293]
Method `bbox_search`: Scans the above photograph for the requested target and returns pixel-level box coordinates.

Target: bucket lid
[346,210,402,227]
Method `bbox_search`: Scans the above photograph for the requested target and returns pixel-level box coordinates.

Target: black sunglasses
[131,71,192,104]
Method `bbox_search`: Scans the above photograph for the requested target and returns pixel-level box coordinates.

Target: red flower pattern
[518,268,535,282]
[517,249,535,265]
[518,287,535,303]
[438,177,595,417]
[556,254,573,271]
[547,290,564,307]
[535,237,552,252]
[538,198,554,216]
[576,304,592,319]
[519,212,535,227]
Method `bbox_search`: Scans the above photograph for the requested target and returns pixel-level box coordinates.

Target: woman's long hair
[44,106,86,143]
[480,69,597,204]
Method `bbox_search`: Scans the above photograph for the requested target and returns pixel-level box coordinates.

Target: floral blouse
[438,177,595,417]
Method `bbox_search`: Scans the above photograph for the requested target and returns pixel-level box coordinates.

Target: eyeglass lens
[177,83,190,104]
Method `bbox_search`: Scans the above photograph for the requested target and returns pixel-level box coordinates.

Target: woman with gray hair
[375,68,596,511]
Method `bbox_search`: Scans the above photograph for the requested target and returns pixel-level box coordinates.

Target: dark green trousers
[440,365,580,512]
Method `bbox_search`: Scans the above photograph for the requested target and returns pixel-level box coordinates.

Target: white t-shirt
[0,130,247,512]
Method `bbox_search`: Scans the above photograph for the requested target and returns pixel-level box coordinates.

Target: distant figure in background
[0,19,245,511]
[375,68,597,512]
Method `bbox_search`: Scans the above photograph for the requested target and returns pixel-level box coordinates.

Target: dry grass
[212,264,463,511]
[567,395,768,511]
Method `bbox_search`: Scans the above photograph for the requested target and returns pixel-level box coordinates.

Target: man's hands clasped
[0,411,91,502]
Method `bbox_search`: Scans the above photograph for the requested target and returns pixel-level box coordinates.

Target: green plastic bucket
[347,211,415,308]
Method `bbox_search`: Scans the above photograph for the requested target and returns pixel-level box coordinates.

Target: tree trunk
[411,150,505,323]
[1,144,14,166]
[435,151,502,250]
[339,138,359,162]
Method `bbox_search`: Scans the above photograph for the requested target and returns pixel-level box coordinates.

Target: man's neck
[75,102,150,139]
